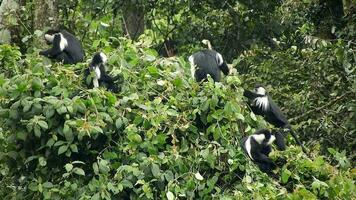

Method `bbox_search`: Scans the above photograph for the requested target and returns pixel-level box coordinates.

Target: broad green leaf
[281,168,291,184]
[56,105,67,114]
[116,118,123,129]
[38,120,48,130]
[39,157,47,166]
[70,144,78,153]
[151,163,160,178]
[63,124,73,142]
[195,172,204,181]
[58,145,68,155]
[42,182,53,188]
[65,163,73,172]
[34,125,41,138]
[73,168,85,176]
[166,191,175,200]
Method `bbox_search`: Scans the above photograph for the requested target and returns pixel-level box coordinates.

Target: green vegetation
[0,0,355,199]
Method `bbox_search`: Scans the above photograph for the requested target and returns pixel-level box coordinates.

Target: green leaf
[173,78,182,87]
[65,163,73,172]
[281,168,291,184]
[147,66,159,76]
[166,191,175,200]
[38,157,47,166]
[115,118,123,129]
[58,145,68,155]
[91,193,100,200]
[73,168,85,176]
[42,182,53,188]
[92,126,103,134]
[56,105,67,114]
[47,138,55,147]
[38,120,48,130]
[167,109,178,117]
[70,144,78,153]
[23,102,32,112]
[28,182,38,192]
[16,131,27,141]
[128,133,142,143]
[195,172,204,181]
[93,163,99,175]
[54,140,65,147]
[250,112,257,121]
[34,125,41,138]
[63,124,73,142]
[44,105,55,118]
[121,180,133,188]
[151,163,160,178]
[165,170,174,182]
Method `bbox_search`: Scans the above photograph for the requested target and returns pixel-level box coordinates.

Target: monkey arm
[274,131,286,151]
[252,151,274,164]
[100,74,117,83]
[243,90,263,99]
[219,62,230,75]
[39,35,63,58]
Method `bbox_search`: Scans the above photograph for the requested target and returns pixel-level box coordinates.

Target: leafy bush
[237,36,355,159]
[0,40,354,199]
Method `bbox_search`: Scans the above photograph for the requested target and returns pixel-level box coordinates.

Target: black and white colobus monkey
[241,129,286,173]
[39,29,85,64]
[243,85,308,154]
[188,40,229,82]
[84,52,121,92]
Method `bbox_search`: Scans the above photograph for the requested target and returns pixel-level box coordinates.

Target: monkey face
[254,86,266,95]
[44,34,55,44]
[43,29,59,44]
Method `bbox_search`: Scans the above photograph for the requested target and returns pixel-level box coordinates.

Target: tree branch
[289,91,353,122]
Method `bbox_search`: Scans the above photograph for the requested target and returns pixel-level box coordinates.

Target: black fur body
[84,52,121,92]
[241,129,285,173]
[243,85,308,154]
[40,29,85,64]
[189,49,229,82]
[243,89,289,128]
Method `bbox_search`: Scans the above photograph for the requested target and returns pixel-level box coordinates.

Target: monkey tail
[284,127,309,156]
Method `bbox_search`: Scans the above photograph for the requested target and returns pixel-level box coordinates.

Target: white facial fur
[58,33,68,51]
[246,133,275,161]
[255,86,266,95]
[99,52,108,64]
[216,52,224,66]
[188,55,196,79]
[202,39,212,50]
[44,34,55,43]
[253,134,266,144]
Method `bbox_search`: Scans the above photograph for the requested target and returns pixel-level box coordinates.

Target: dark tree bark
[33,0,59,47]
[0,0,20,44]
[33,0,59,30]
[122,2,145,40]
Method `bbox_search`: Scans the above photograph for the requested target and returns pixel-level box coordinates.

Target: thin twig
[289,91,353,122]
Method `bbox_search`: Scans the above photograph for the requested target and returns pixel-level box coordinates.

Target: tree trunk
[33,0,59,30]
[122,3,145,40]
[33,0,59,47]
[342,0,355,15]
[0,0,20,44]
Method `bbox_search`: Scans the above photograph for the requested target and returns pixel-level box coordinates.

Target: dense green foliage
[0,0,355,199]
[0,40,354,199]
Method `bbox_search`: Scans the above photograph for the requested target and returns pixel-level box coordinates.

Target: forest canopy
[0,0,355,199]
